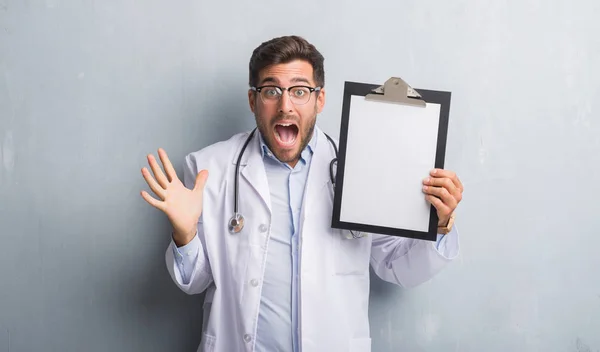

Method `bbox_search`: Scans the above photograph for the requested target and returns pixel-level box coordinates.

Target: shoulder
[182,130,252,179]
[187,131,249,162]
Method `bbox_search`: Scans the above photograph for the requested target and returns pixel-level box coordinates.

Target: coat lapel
[234,129,272,213]
[303,127,336,212]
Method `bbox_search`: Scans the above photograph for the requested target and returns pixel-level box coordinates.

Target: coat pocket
[334,232,371,275]
[349,337,371,352]
[201,332,216,352]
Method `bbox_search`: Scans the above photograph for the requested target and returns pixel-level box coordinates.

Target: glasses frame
[251,85,322,105]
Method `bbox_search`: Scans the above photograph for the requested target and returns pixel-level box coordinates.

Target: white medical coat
[165,126,459,352]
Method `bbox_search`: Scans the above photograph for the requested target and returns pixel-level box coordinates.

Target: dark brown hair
[248,35,325,88]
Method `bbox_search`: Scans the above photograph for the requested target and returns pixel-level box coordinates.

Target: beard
[254,108,317,165]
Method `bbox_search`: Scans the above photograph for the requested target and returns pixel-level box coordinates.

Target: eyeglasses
[251,85,321,105]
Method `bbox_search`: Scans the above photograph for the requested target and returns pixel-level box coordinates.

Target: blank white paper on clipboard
[340,96,440,232]
[331,79,451,241]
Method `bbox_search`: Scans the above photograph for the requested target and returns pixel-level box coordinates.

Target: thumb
[193,170,209,192]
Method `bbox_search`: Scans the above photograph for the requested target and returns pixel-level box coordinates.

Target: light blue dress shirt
[254,130,315,352]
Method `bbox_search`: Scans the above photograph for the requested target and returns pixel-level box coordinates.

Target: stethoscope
[228,127,341,234]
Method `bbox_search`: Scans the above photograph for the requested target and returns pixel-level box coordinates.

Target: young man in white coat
[141,35,463,352]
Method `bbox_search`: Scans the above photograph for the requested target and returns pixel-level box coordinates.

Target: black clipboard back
[331,78,451,241]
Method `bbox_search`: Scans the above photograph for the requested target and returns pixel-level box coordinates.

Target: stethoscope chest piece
[228,213,245,233]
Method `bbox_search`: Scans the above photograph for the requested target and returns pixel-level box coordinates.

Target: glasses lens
[289,87,311,105]
[260,87,281,103]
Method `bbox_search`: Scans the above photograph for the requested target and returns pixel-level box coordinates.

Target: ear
[316,87,326,114]
[248,89,256,113]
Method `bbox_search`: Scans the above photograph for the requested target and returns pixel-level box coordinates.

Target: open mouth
[274,123,299,147]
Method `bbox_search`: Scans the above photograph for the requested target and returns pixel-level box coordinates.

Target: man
[141,35,462,352]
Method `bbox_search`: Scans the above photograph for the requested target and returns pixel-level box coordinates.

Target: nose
[278,90,294,113]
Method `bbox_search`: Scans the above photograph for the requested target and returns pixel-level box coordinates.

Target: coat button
[243,334,252,343]
[259,224,268,233]
[250,279,259,287]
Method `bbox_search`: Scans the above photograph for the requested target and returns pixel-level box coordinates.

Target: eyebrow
[259,76,312,86]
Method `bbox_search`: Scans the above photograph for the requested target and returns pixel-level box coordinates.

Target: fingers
[148,154,169,188]
[425,195,452,218]
[423,176,462,203]
[423,169,463,225]
[158,148,178,183]
[141,167,166,200]
[430,169,463,193]
[422,183,458,210]
[140,190,165,211]
[423,176,458,196]
[193,170,209,192]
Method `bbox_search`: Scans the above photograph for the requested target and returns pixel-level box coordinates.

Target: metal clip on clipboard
[365,77,426,108]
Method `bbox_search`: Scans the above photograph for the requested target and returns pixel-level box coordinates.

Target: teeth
[278,123,292,127]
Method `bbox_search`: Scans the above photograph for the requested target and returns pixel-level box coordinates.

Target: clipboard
[331,77,451,241]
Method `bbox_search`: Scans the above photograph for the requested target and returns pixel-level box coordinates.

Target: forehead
[258,59,315,85]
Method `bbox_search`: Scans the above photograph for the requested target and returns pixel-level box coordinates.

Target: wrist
[437,212,455,235]
[173,230,196,247]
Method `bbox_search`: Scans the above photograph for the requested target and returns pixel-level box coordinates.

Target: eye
[292,87,308,97]
[263,88,279,97]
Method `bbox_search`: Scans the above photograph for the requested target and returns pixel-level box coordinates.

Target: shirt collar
[258,127,317,163]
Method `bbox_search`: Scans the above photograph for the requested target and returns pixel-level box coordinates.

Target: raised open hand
[141,148,208,246]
